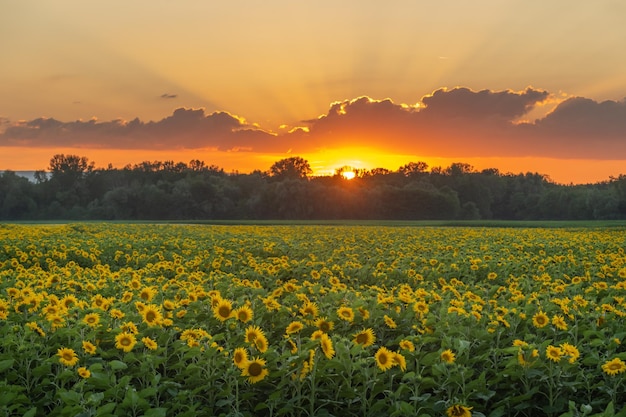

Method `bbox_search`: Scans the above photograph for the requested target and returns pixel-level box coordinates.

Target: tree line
[1,154,626,221]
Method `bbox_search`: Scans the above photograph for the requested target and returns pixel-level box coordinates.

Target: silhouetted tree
[269,157,312,180]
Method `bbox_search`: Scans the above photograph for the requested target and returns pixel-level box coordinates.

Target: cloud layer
[3,87,626,159]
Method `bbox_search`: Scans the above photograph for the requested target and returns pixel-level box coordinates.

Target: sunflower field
[1,223,626,417]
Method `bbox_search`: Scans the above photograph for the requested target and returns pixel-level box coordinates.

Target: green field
[1,223,626,416]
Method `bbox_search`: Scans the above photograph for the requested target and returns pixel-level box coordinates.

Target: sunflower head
[57,347,79,367]
[233,347,249,368]
[241,357,269,383]
[353,328,376,348]
[375,347,394,371]
[213,299,233,322]
[441,349,456,364]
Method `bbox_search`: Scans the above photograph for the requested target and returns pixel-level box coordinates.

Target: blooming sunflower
[82,340,97,355]
[560,342,580,364]
[82,313,100,328]
[233,306,254,323]
[353,328,376,348]
[142,337,158,351]
[441,349,456,364]
[141,304,162,326]
[446,404,473,417]
[546,345,563,362]
[254,334,269,353]
[285,321,304,335]
[245,325,265,343]
[383,315,397,329]
[337,306,354,323]
[213,299,233,322]
[115,331,137,352]
[393,352,407,371]
[319,333,335,359]
[300,302,319,318]
[375,347,394,371]
[314,317,334,333]
[233,347,249,369]
[57,347,79,367]
[602,357,626,376]
[551,314,568,331]
[413,301,429,316]
[532,311,549,328]
[77,367,91,379]
[241,357,269,383]
[139,286,157,302]
[399,339,415,352]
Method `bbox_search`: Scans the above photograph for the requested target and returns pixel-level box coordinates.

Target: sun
[341,170,356,180]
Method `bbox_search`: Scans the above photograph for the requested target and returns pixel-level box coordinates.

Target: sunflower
[120,321,138,334]
[353,328,376,348]
[602,357,626,376]
[560,342,580,364]
[77,367,91,379]
[285,321,304,335]
[337,306,354,323]
[241,357,269,383]
[314,317,334,333]
[115,331,137,352]
[82,340,97,355]
[109,309,125,319]
[233,306,254,323]
[413,301,429,316]
[142,337,158,351]
[319,333,335,359]
[82,312,100,327]
[532,311,549,328]
[57,347,79,367]
[399,339,415,352]
[383,315,397,329]
[141,304,163,327]
[393,352,407,371]
[545,345,563,362]
[245,325,265,343]
[254,334,269,353]
[213,299,233,322]
[446,404,473,417]
[441,349,456,364]
[139,286,157,302]
[551,314,568,331]
[233,347,249,368]
[375,347,394,371]
[300,302,319,318]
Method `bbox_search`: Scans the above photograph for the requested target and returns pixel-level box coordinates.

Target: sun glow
[341,170,356,180]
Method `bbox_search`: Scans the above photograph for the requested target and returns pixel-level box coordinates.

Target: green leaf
[143,408,168,417]
[58,390,82,405]
[108,360,128,371]
[96,402,117,416]
[22,407,38,417]
[0,359,15,373]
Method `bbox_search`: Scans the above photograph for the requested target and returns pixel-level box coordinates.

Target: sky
[2,1,626,184]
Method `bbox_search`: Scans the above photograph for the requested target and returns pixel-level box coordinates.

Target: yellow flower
[141,304,163,327]
[139,286,157,302]
[254,334,269,353]
[546,345,563,362]
[551,314,568,331]
[77,367,91,378]
[82,313,100,327]
[82,340,97,355]
[57,347,79,367]
[109,309,125,319]
[213,299,233,322]
[532,311,549,328]
[441,349,456,364]
[233,306,254,323]
[393,352,407,371]
[314,317,334,333]
[115,332,137,352]
[285,321,304,335]
[375,347,394,371]
[337,306,354,323]
[413,301,429,316]
[353,328,376,348]
[446,404,473,417]
[142,337,158,351]
[602,357,626,376]
[233,347,249,369]
[299,302,319,317]
[399,339,415,352]
[245,325,265,343]
[383,315,397,329]
[319,333,335,359]
[559,342,580,364]
[241,357,269,383]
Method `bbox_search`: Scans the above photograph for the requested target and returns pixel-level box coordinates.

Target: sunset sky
[2,1,626,184]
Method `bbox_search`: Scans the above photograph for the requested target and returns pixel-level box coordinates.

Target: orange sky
[2,1,626,184]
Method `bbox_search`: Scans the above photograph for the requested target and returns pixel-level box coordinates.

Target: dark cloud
[3,87,626,159]
[160,93,177,99]
[0,108,282,151]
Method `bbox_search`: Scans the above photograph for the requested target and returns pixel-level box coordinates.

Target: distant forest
[2,154,626,221]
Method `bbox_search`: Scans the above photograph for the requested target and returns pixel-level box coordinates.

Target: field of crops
[1,223,626,417]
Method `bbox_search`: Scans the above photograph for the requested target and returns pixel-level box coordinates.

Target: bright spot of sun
[341,170,356,180]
